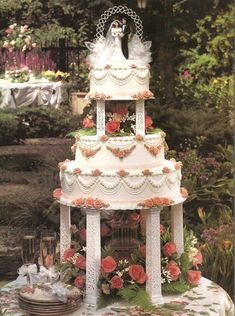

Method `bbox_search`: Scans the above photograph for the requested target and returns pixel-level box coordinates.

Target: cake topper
[85,5,152,67]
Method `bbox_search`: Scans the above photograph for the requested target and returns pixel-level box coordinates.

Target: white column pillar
[146,207,163,304]
[136,99,145,135]
[85,209,101,308]
[171,203,184,254]
[96,100,105,136]
[60,204,71,262]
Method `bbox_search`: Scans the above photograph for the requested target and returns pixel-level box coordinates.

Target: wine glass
[40,230,57,270]
[21,228,37,285]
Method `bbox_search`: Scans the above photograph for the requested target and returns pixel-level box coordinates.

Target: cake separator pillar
[145,207,163,304]
[96,100,106,136]
[60,204,71,261]
[85,208,101,308]
[171,203,184,254]
[136,99,145,135]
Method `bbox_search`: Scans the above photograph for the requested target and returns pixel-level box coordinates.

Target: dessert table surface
[0,277,234,316]
[0,79,62,108]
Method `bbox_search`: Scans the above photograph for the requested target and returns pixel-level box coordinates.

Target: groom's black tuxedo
[121,24,130,59]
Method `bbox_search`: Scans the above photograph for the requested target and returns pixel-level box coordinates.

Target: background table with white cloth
[0,80,62,108]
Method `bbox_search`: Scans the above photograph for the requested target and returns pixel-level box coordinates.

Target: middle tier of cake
[58,133,186,210]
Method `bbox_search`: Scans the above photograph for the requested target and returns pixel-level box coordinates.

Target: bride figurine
[85,19,152,66]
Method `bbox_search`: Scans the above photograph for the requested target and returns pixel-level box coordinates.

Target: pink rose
[86,197,94,207]
[83,116,94,128]
[129,264,147,284]
[105,120,120,134]
[187,270,201,285]
[145,115,153,129]
[75,255,86,269]
[192,251,202,268]
[74,275,85,288]
[63,248,76,261]
[162,241,177,257]
[101,256,117,273]
[166,260,181,281]
[111,275,124,289]
[53,188,61,200]
[129,212,142,222]
[160,224,164,234]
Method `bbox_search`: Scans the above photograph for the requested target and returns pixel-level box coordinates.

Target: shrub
[16,107,79,138]
[0,111,26,145]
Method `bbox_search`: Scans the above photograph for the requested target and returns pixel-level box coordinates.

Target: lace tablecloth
[0,277,234,315]
[0,80,62,108]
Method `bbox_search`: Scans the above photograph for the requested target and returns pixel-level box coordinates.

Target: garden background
[0,0,233,300]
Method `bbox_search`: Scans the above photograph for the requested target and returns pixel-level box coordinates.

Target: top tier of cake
[87,62,153,101]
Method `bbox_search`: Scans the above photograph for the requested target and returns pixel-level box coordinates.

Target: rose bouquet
[2,24,36,52]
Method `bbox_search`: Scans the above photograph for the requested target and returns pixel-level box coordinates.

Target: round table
[0,277,234,315]
[0,80,62,108]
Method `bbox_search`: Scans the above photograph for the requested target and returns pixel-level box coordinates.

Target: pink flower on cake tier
[111,275,124,289]
[100,134,108,142]
[142,169,152,176]
[162,197,172,205]
[181,187,189,198]
[105,120,120,134]
[153,197,163,206]
[94,198,107,209]
[129,264,147,284]
[143,198,154,208]
[53,188,62,200]
[101,256,117,273]
[117,169,128,177]
[73,198,85,206]
[175,161,183,170]
[187,270,201,285]
[135,134,144,141]
[83,116,94,128]
[74,275,85,288]
[162,166,171,173]
[143,90,154,99]
[75,255,86,270]
[104,64,112,69]
[74,168,81,174]
[162,241,177,257]
[58,162,67,170]
[86,197,95,208]
[92,169,101,176]
[113,103,128,117]
[145,115,153,129]
[166,260,181,281]
[63,248,76,262]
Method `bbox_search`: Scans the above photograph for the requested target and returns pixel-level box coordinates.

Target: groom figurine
[121,17,130,59]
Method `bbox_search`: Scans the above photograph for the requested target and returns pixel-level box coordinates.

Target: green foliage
[0,111,26,145]
[67,127,96,137]
[162,281,191,294]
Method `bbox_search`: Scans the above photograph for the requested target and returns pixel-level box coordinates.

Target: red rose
[160,224,164,234]
[75,255,86,270]
[192,251,203,268]
[162,241,177,257]
[83,116,94,128]
[63,248,76,262]
[111,275,124,289]
[101,223,110,237]
[79,228,86,241]
[187,270,201,285]
[129,264,147,284]
[105,120,120,134]
[101,256,117,273]
[145,115,153,129]
[74,275,85,288]
[166,260,181,281]
[113,103,128,117]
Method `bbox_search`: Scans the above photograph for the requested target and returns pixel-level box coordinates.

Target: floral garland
[106,144,136,159]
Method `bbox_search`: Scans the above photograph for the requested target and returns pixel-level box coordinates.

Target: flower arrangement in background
[40,70,70,81]
[2,24,36,52]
